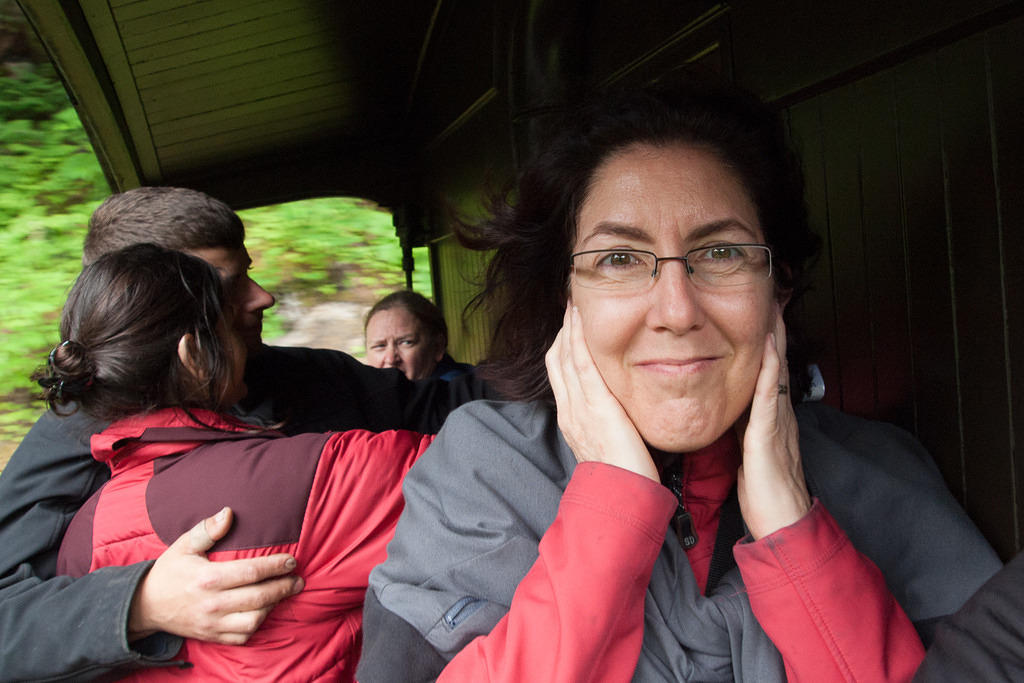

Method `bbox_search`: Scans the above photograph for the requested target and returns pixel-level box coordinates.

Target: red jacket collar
[91,408,269,473]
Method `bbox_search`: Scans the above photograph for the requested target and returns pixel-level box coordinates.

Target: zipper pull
[668,472,698,549]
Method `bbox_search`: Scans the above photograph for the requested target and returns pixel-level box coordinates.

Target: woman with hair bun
[40,243,432,682]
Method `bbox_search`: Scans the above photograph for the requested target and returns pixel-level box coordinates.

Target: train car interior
[17,0,1024,560]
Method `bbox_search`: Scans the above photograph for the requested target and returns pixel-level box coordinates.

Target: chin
[630,401,731,454]
[643,430,722,454]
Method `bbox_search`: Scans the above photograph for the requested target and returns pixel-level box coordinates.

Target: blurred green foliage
[0,62,427,448]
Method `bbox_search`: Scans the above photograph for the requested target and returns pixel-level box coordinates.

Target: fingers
[131,507,303,644]
[546,304,658,482]
[545,305,571,412]
[773,305,788,366]
[199,554,301,592]
[738,311,809,540]
[186,507,230,553]
[174,508,298,589]
[750,333,782,426]
[202,506,233,544]
[199,571,305,645]
[204,609,274,645]
[560,305,591,404]
[203,574,305,616]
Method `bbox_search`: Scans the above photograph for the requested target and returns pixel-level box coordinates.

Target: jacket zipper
[667,470,698,549]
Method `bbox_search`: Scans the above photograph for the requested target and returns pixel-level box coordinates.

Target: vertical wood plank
[785,101,841,409]
[938,35,1014,559]
[819,85,875,416]
[855,72,915,430]
[987,16,1024,555]
[432,235,491,364]
[892,53,965,502]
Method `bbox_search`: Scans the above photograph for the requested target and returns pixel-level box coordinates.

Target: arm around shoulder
[0,561,182,681]
[0,409,186,679]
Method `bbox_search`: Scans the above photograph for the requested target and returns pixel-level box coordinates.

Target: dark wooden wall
[416,0,1024,559]
[782,13,1024,560]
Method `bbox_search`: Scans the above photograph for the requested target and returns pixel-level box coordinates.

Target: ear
[774,262,794,309]
[177,333,205,381]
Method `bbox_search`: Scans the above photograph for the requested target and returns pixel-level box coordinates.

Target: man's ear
[177,333,205,381]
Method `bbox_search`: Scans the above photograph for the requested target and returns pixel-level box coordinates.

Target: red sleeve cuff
[734,499,849,590]
[563,462,677,545]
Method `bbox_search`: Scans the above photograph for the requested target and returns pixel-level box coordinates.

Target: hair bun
[40,339,95,401]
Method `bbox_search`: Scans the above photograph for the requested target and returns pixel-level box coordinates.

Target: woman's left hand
[736,309,812,539]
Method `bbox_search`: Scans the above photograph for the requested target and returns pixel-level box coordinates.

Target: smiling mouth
[635,357,718,375]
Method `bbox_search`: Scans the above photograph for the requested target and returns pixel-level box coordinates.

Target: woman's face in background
[365,306,444,380]
[570,143,778,453]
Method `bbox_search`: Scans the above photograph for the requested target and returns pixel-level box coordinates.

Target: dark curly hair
[459,78,820,402]
[35,243,237,422]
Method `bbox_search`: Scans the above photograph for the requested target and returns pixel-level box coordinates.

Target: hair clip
[48,339,71,369]
[47,340,93,400]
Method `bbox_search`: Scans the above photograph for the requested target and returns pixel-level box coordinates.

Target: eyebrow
[578,218,758,249]
[369,333,419,344]
[578,223,653,248]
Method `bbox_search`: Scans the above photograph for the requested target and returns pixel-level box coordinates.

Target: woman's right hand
[545,304,659,483]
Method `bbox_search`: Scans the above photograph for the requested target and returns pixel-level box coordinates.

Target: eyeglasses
[570,244,773,291]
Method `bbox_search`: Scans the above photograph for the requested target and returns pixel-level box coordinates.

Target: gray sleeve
[362,401,569,669]
[796,402,1002,639]
[0,562,183,681]
[0,409,181,679]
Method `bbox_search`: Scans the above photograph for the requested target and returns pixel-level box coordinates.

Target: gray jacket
[360,399,1002,682]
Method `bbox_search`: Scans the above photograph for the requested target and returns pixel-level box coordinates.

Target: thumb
[186,506,232,554]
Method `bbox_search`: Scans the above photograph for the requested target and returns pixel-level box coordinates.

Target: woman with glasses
[357,80,1001,682]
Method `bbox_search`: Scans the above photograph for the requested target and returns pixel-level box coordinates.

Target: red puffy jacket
[58,408,432,681]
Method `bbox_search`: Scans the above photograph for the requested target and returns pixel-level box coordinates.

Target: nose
[379,344,401,369]
[244,277,276,313]
[645,259,705,334]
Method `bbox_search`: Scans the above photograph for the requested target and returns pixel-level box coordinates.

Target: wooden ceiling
[19,0,448,208]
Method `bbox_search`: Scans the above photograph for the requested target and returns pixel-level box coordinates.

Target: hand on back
[129,507,304,645]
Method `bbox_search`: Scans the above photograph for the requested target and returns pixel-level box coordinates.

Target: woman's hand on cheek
[546,304,659,483]
[736,310,811,539]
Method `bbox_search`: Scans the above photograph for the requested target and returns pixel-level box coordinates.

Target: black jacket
[914,550,1023,682]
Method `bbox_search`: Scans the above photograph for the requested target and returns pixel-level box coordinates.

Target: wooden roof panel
[21,0,460,205]
[114,0,300,40]
[141,66,341,118]
[150,88,353,143]
[157,116,349,173]
[70,0,434,193]
[123,12,334,77]
[133,36,337,90]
